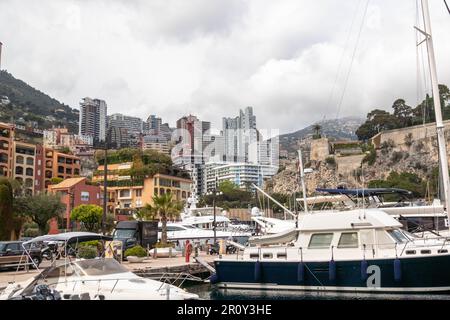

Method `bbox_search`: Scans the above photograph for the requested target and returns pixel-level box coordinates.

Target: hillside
[279,116,364,155]
[0,70,79,133]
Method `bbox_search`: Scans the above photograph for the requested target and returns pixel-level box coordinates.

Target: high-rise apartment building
[79,97,107,144]
[222,106,258,163]
[108,113,143,134]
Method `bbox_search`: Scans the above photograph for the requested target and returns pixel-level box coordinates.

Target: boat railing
[38,277,168,295]
[249,239,450,260]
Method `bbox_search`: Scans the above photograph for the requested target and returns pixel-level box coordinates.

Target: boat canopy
[316,188,413,198]
[23,232,112,245]
[298,209,403,231]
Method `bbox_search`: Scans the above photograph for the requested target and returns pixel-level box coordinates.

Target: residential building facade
[92,163,192,218]
[79,97,107,144]
[0,122,14,177]
[48,177,102,232]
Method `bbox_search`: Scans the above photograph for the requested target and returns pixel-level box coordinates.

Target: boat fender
[254,261,262,282]
[394,258,402,282]
[297,262,304,282]
[210,273,220,284]
[360,260,368,281]
[329,260,336,281]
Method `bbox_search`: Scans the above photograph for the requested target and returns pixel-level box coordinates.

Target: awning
[23,232,112,245]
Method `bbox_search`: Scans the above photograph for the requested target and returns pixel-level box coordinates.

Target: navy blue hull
[213,255,450,292]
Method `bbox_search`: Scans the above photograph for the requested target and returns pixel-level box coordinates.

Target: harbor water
[185,283,450,300]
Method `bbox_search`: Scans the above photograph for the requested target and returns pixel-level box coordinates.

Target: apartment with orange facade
[0,122,81,193]
[93,162,192,219]
[37,148,81,190]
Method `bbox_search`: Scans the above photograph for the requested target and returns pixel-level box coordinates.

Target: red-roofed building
[48,177,102,233]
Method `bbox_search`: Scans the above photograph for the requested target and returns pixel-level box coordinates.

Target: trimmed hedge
[124,245,147,258]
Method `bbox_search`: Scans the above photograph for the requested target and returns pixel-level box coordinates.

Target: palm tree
[143,193,183,246]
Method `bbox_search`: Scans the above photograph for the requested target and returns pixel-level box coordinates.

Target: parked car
[0,241,42,270]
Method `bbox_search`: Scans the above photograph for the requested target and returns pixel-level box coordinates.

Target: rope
[325,0,362,111]
[445,0,450,15]
[335,0,371,120]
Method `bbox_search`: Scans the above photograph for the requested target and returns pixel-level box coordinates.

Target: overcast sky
[1,0,450,134]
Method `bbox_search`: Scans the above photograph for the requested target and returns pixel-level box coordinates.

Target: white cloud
[0,0,449,134]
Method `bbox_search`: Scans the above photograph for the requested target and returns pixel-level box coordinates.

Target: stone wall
[309,137,330,161]
[336,154,365,176]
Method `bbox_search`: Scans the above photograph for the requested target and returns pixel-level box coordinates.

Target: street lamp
[93,128,112,235]
[207,176,222,245]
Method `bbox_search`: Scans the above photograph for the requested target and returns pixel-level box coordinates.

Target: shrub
[124,245,147,258]
[325,157,336,167]
[23,228,39,238]
[404,133,413,147]
[154,242,175,249]
[390,151,404,163]
[363,147,376,166]
[78,246,98,259]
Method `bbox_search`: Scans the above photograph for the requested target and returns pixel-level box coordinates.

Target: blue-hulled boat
[212,209,450,292]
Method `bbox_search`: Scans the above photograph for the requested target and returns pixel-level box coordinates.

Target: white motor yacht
[0,232,199,300]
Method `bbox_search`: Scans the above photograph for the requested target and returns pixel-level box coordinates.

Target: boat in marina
[160,222,250,245]
[250,187,448,237]
[212,209,450,293]
[0,232,199,300]
[211,0,450,293]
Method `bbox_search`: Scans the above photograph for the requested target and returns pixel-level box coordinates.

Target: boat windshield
[181,225,197,229]
[75,258,129,276]
[401,230,419,240]
[387,229,409,243]
[113,229,136,239]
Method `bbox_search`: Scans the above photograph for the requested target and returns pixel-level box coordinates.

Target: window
[135,189,142,197]
[15,166,23,175]
[308,233,334,249]
[26,168,33,176]
[277,252,287,259]
[262,253,273,259]
[7,243,20,251]
[16,156,24,164]
[0,141,9,151]
[119,190,131,198]
[0,153,8,164]
[26,157,34,166]
[387,229,408,243]
[81,191,89,201]
[338,232,359,248]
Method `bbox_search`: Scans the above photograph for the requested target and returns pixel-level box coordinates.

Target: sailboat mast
[297,149,308,214]
[421,0,450,226]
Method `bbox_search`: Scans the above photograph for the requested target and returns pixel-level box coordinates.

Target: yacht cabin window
[308,233,333,249]
[387,229,409,243]
[337,232,359,248]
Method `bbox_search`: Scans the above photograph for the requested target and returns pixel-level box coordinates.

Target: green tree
[0,178,14,240]
[356,109,399,140]
[313,124,322,139]
[16,193,65,235]
[392,99,413,127]
[368,171,426,198]
[71,204,103,232]
[50,177,64,185]
[143,193,182,245]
